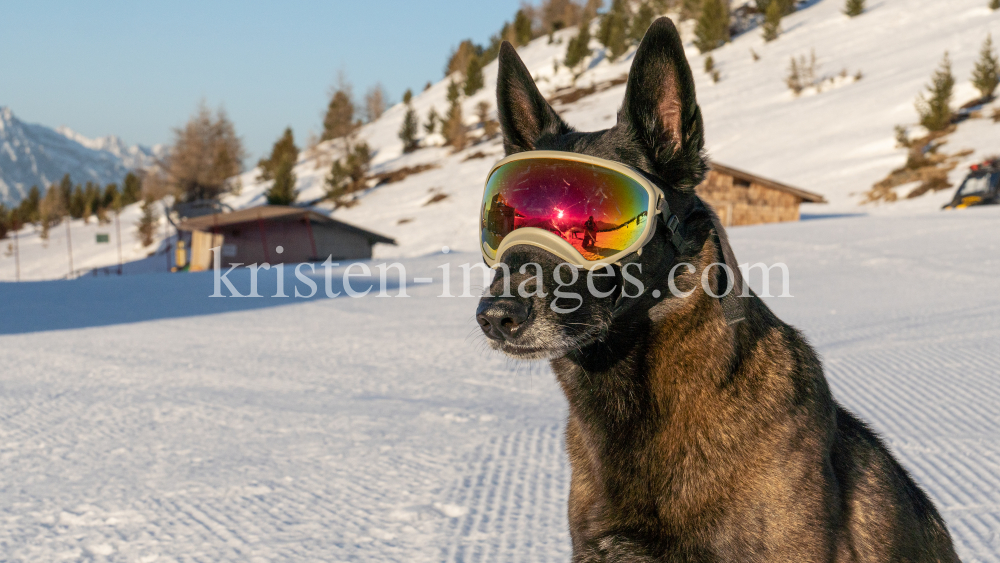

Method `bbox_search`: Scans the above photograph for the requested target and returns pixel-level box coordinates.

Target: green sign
[96,234,110,243]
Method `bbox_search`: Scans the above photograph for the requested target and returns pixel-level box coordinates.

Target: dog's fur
[476,18,961,562]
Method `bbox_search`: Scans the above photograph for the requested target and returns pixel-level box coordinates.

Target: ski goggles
[480,151,667,269]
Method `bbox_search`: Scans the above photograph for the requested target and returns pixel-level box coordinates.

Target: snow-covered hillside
[0,106,163,205]
[227,0,1000,260]
[3,0,997,281]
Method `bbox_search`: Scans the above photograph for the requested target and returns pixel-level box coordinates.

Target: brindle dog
[476,18,961,563]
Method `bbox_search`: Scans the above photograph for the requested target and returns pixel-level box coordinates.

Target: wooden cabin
[176,206,395,271]
[696,162,826,227]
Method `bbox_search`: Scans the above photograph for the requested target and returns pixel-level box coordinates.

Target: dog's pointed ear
[496,41,571,154]
[619,17,706,191]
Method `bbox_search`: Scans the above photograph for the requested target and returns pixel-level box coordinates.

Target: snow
[0,199,174,282]
[222,0,1000,261]
[5,0,998,280]
[1,2,999,558]
[0,207,998,560]
[0,107,162,206]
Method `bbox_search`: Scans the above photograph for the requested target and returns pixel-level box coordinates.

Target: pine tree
[19,185,41,224]
[0,204,9,240]
[443,81,466,150]
[266,159,297,206]
[69,185,86,219]
[971,34,999,100]
[399,89,420,153]
[762,0,782,42]
[322,82,356,141]
[326,142,372,200]
[695,0,729,53]
[39,182,67,241]
[916,52,955,132]
[476,101,500,138]
[513,9,534,46]
[136,197,158,247]
[122,172,142,205]
[681,0,702,20]
[758,0,795,16]
[103,183,120,209]
[565,17,593,69]
[258,127,299,182]
[446,40,480,76]
[464,55,484,95]
[630,2,655,44]
[844,0,864,16]
[425,107,439,135]
[598,0,630,60]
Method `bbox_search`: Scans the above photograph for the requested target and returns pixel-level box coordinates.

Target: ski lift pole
[115,211,123,275]
[13,227,19,282]
[65,217,74,279]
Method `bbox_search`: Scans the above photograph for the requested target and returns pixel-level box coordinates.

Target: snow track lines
[438,424,571,563]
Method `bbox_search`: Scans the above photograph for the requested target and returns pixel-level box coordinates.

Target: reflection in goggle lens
[481,159,650,261]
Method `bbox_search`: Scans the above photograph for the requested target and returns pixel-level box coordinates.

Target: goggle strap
[657,196,685,252]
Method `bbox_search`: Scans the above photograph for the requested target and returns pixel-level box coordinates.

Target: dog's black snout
[476,297,531,341]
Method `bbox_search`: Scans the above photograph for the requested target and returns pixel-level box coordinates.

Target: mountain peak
[0,107,162,205]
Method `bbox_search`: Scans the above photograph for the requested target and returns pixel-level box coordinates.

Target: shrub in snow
[844,0,864,17]
[695,0,730,53]
[971,34,999,100]
[991,0,999,10]
[916,52,955,132]
[786,51,817,96]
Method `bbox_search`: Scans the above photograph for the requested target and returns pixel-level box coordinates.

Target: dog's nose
[476,297,531,341]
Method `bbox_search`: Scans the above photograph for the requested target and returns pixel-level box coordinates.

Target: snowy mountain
[225,0,1000,260]
[0,106,164,205]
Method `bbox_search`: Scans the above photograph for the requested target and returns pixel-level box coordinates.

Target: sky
[0,0,524,161]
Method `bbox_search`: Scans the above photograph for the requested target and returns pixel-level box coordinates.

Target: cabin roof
[176,205,396,245]
[707,162,827,203]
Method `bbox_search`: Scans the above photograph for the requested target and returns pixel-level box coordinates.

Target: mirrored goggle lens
[481,158,651,261]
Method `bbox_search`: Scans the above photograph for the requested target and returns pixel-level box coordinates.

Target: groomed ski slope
[1,206,998,562]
